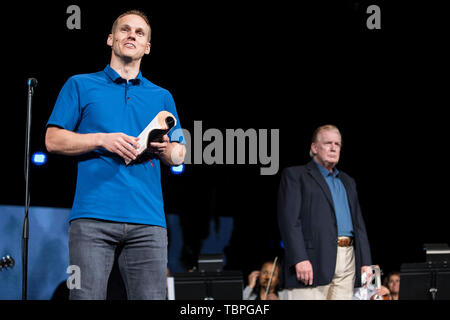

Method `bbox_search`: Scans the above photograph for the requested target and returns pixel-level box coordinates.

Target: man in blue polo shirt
[45,10,186,300]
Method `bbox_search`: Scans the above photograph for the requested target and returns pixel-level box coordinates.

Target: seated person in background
[383,271,400,300]
[243,260,281,300]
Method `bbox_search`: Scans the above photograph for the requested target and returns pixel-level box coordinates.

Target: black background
[2,0,449,282]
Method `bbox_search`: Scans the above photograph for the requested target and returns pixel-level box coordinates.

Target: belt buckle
[337,237,352,247]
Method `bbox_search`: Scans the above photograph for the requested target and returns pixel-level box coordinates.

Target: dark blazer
[277,161,371,289]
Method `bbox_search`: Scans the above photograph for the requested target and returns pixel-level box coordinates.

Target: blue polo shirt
[47,65,184,227]
[314,160,354,237]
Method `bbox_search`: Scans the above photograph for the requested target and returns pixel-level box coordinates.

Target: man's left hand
[361,266,372,276]
[361,265,373,286]
[149,134,169,154]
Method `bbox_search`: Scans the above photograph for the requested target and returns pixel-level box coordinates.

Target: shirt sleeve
[243,286,256,300]
[46,76,82,132]
[164,91,185,144]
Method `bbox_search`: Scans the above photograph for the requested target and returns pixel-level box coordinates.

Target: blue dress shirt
[314,160,354,237]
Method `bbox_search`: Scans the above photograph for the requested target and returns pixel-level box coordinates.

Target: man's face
[107,14,151,62]
[311,129,342,169]
[259,263,279,289]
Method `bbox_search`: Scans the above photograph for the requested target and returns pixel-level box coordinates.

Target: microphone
[23,76,37,299]
[27,78,38,87]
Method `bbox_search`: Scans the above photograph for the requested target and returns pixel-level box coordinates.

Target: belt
[337,236,354,247]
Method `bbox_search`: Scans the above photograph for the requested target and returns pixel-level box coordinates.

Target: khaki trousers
[287,246,356,300]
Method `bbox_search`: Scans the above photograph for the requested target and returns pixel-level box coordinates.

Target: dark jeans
[68,218,167,300]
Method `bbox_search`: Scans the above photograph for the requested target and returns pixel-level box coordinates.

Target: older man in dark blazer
[277,125,372,300]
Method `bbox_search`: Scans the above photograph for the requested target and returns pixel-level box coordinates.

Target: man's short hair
[111,10,151,41]
[309,124,341,157]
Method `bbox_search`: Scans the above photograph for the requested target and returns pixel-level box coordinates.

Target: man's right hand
[45,127,139,162]
[295,260,313,286]
[247,271,260,289]
[100,133,140,163]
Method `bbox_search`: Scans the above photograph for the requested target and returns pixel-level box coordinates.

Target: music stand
[198,254,224,273]
[172,271,243,300]
[400,261,450,300]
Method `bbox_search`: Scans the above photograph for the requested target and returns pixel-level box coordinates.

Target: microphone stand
[22,78,37,300]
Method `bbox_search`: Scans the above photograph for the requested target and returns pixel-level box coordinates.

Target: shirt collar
[313,159,339,178]
[104,64,143,84]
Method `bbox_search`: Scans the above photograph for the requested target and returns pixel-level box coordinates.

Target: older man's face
[311,129,342,169]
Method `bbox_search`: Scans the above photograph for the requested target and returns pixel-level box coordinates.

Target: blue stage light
[170,164,184,174]
[32,152,47,166]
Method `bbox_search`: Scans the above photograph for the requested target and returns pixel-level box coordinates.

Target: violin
[264,256,278,300]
